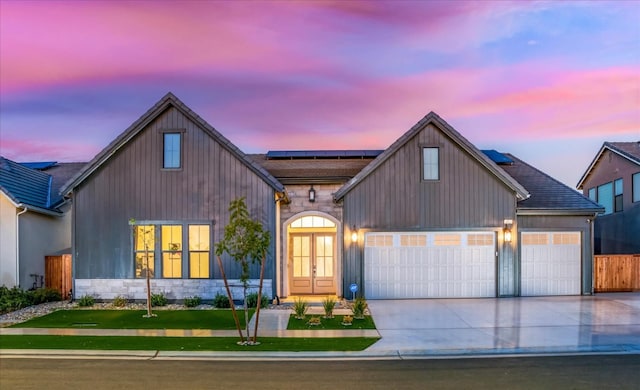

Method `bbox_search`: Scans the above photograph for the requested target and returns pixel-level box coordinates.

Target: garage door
[364,232,496,299]
[521,232,581,296]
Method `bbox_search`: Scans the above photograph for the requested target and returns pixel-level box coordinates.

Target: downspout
[16,205,28,287]
[274,192,285,302]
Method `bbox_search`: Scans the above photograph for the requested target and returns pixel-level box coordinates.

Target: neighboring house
[61,93,603,300]
[577,142,640,254]
[0,158,84,288]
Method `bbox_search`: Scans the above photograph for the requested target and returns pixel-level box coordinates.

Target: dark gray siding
[518,215,595,295]
[73,106,276,283]
[341,123,517,295]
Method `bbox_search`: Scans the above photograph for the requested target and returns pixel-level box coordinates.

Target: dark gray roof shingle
[500,153,603,213]
[0,156,53,211]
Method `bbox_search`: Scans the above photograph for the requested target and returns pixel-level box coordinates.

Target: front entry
[289,233,336,295]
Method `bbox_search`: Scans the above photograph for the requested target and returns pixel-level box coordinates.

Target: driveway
[366,293,640,356]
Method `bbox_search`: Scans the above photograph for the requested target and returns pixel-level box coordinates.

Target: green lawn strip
[0,335,379,351]
[10,309,253,330]
[287,314,376,330]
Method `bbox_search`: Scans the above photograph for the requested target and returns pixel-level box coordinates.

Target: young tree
[129,219,156,318]
[215,197,270,345]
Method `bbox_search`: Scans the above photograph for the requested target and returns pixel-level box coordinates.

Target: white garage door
[364,232,496,299]
[521,232,581,296]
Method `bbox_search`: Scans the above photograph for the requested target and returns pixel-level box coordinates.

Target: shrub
[292,296,308,319]
[0,286,33,314]
[307,316,321,326]
[112,295,128,307]
[213,293,230,308]
[351,297,367,319]
[322,296,336,318]
[77,295,95,307]
[184,296,202,308]
[31,287,62,304]
[245,292,269,309]
[151,292,168,307]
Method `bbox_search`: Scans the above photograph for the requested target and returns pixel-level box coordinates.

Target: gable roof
[577,141,640,189]
[0,156,60,215]
[498,153,604,215]
[333,111,530,201]
[61,93,284,195]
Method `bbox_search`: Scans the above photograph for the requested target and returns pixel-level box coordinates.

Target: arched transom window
[290,216,336,229]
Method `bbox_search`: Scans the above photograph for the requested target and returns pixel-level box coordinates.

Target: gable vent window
[163,132,182,169]
[422,147,439,181]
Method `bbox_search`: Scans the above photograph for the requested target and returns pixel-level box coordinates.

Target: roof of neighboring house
[248,151,381,184]
[333,111,530,201]
[576,141,640,189]
[43,162,87,205]
[61,92,284,195]
[499,153,604,215]
[0,156,59,214]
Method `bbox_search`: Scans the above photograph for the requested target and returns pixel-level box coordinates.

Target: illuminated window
[422,147,439,180]
[468,234,493,246]
[134,225,155,278]
[400,234,427,247]
[163,133,181,169]
[434,234,461,246]
[290,216,336,228]
[366,234,393,247]
[162,225,182,278]
[522,233,548,245]
[189,225,210,278]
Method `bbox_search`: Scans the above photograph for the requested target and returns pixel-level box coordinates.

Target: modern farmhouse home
[61,93,603,301]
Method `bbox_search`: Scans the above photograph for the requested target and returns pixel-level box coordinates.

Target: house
[62,93,603,300]
[0,158,84,288]
[577,142,640,254]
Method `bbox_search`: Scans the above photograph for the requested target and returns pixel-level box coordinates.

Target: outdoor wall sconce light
[309,185,316,202]
[351,225,358,243]
[503,219,513,243]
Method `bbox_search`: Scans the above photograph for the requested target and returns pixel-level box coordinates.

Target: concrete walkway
[1,294,639,359]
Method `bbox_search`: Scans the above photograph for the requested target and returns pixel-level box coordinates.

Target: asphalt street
[1,354,639,389]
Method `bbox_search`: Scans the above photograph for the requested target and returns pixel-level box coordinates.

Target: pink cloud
[0,137,99,162]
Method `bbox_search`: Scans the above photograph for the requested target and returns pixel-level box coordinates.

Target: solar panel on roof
[19,162,58,170]
[266,150,383,159]
[481,150,513,165]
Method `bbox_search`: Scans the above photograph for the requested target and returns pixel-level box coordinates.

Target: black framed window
[163,132,181,169]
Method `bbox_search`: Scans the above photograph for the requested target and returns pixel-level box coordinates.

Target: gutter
[16,206,28,287]
[516,208,604,216]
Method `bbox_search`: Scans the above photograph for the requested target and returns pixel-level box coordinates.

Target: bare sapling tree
[215,197,270,345]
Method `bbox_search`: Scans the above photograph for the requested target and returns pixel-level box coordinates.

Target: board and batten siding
[341,123,518,297]
[72,105,276,284]
[517,215,594,295]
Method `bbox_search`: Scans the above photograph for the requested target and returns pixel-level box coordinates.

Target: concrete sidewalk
[1,294,639,360]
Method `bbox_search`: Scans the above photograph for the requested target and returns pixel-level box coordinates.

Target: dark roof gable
[576,141,640,189]
[0,156,59,214]
[62,93,284,194]
[333,111,529,201]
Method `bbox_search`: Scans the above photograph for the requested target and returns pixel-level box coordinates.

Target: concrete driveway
[366,293,640,356]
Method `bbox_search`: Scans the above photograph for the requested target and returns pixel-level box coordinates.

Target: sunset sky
[1,0,638,187]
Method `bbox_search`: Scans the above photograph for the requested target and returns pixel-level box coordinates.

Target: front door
[290,233,335,295]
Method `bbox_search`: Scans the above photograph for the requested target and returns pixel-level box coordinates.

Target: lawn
[287,315,376,330]
[0,335,378,351]
[10,309,253,330]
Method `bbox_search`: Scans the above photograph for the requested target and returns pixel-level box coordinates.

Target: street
[1,354,639,389]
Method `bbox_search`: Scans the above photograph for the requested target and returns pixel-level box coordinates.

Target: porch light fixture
[351,225,358,243]
[503,219,513,243]
[309,185,316,202]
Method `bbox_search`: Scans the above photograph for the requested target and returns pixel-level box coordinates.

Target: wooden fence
[594,254,640,292]
[45,254,72,300]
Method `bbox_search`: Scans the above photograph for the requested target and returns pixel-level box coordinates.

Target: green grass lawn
[287,315,376,330]
[0,335,378,351]
[10,309,253,330]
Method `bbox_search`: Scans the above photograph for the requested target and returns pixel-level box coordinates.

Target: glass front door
[290,233,335,295]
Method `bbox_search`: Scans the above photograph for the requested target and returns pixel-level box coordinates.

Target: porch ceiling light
[309,185,316,203]
[351,225,358,243]
[503,219,513,243]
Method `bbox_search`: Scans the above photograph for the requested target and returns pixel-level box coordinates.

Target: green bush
[151,292,168,307]
[0,286,34,314]
[184,296,202,308]
[77,295,95,307]
[112,295,128,307]
[213,293,230,308]
[31,288,62,304]
[351,297,367,319]
[245,292,269,308]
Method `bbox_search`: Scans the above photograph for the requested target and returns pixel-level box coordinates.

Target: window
[189,225,210,278]
[422,147,439,180]
[597,182,613,215]
[434,234,461,246]
[400,234,427,247]
[634,172,640,203]
[162,225,182,278]
[614,179,623,212]
[163,133,181,169]
[588,188,596,202]
[134,225,155,278]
